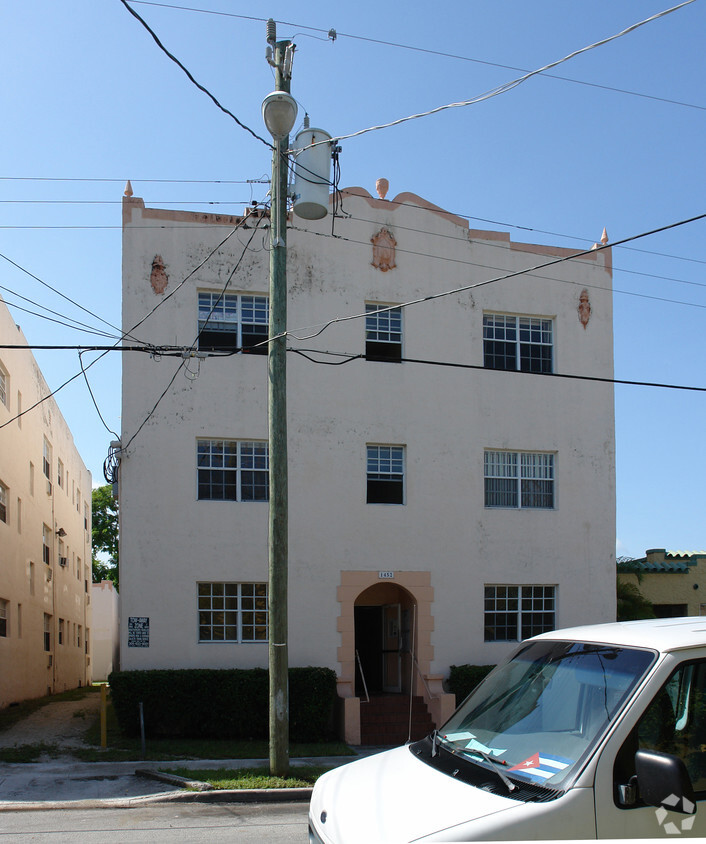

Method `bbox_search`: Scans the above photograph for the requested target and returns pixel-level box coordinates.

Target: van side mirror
[635,750,696,814]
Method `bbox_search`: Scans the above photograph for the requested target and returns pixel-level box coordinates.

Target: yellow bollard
[101,683,107,748]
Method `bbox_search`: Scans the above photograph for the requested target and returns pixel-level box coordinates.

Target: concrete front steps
[359,694,434,746]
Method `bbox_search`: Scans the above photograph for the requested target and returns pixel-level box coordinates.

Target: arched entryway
[336,571,455,745]
[354,583,416,698]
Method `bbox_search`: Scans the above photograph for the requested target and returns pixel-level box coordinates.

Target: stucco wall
[118,187,615,681]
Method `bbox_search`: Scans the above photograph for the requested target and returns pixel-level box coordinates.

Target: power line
[0,207,267,435]
[285,210,706,342]
[119,0,272,148]
[0,293,121,341]
[127,1,706,114]
[78,350,120,439]
[120,214,267,455]
[0,250,135,341]
[340,211,706,293]
[3,339,703,396]
[289,348,706,393]
[312,1,698,148]
[0,177,269,184]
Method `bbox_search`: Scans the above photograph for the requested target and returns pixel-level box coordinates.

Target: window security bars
[484,451,555,509]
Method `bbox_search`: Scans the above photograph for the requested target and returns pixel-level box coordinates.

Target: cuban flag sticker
[507,752,573,782]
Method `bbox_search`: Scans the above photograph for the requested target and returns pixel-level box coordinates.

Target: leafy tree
[92,484,119,590]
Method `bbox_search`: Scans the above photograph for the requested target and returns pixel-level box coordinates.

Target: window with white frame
[42,524,52,565]
[0,363,7,408]
[0,599,8,637]
[197,440,269,501]
[365,303,402,362]
[0,481,7,524]
[484,451,555,509]
[483,314,553,373]
[57,459,64,489]
[58,618,64,645]
[43,439,52,481]
[197,292,269,354]
[197,582,268,642]
[367,445,405,504]
[43,613,51,651]
[484,585,556,641]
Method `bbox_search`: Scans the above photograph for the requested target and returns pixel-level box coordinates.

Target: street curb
[135,767,214,791]
[0,786,313,812]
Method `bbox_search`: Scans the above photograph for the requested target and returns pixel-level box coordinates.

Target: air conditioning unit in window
[59,557,68,567]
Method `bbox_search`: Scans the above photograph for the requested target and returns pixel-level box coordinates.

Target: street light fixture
[262,91,298,139]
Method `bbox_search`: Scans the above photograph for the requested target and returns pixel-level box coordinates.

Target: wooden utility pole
[266,23,293,778]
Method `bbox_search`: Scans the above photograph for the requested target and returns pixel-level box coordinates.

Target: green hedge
[108,667,337,742]
[447,664,495,705]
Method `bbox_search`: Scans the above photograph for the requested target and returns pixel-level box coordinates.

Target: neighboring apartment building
[0,295,92,707]
[119,182,616,743]
[618,549,706,617]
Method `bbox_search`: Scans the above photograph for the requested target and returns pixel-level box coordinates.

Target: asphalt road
[0,802,309,842]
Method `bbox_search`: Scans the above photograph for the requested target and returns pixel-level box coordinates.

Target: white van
[309,617,706,841]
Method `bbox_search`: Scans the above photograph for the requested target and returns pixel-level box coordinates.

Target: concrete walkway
[0,691,381,811]
[0,695,102,749]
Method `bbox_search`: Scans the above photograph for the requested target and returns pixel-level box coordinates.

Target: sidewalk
[0,753,375,812]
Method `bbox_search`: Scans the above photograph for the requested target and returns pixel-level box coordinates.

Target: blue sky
[1,0,704,559]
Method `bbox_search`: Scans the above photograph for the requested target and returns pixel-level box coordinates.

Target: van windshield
[439,640,655,791]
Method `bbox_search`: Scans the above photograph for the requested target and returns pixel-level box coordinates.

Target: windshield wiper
[463,745,517,793]
[433,733,517,794]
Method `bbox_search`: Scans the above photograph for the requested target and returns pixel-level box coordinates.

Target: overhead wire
[0,291,122,340]
[300,1,698,148]
[283,210,706,343]
[119,0,272,148]
[0,202,268,436]
[0,250,134,341]
[127,1,706,114]
[288,347,706,393]
[119,210,268,456]
[338,211,706,293]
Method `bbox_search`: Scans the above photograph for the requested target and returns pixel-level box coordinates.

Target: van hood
[310,745,520,843]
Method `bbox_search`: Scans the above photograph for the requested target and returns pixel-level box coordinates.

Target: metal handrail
[355,648,370,703]
[412,654,434,700]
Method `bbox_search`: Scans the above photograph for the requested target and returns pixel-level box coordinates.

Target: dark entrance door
[354,606,383,696]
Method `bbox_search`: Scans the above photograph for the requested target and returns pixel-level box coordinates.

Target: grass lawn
[164,765,334,789]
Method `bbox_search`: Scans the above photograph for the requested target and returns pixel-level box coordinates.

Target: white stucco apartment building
[118,183,616,743]
[0,296,93,707]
